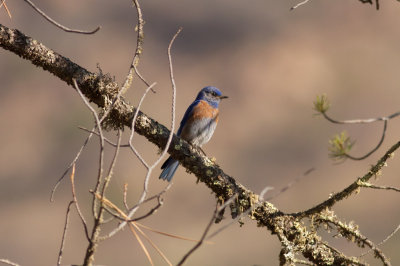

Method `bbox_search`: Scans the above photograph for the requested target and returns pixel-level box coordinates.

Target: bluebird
[159,86,228,182]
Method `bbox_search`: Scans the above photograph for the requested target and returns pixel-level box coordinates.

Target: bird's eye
[211,91,217,96]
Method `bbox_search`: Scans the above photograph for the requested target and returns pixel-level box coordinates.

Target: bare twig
[360,224,400,257]
[128,223,154,266]
[57,201,74,266]
[73,79,106,219]
[134,65,152,87]
[105,28,181,239]
[357,180,400,193]
[131,223,173,266]
[0,259,20,266]
[344,120,387,160]
[0,0,12,18]
[322,111,400,124]
[77,126,130,147]
[293,140,400,218]
[265,168,314,201]
[50,132,93,201]
[123,183,130,211]
[69,164,90,241]
[291,0,312,10]
[120,0,146,94]
[177,194,238,266]
[23,0,100,34]
[101,130,122,198]
[128,82,158,168]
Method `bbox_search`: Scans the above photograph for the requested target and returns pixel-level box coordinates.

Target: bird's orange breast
[188,100,219,123]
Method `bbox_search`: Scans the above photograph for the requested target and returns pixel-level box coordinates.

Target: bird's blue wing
[177,100,200,136]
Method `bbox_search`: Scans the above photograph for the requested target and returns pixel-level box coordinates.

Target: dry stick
[120,0,146,94]
[50,80,127,201]
[73,79,105,219]
[93,193,172,265]
[134,65,151,87]
[293,140,400,218]
[291,0,312,10]
[357,181,400,193]
[105,28,181,239]
[322,111,400,124]
[131,223,173,266]
[51,133,93,201]
[177,194,238,266]
[123,183,129,211]
[360,223,400,258]
[322,110,400,159]
[100,130,122,205]
[0,259,20,266]
[265,168,314,201]
[134,222,213,244]
[78,126,130,147]
[128,223,154,266]
[346,120,388,160]
[128,82,158,168]
[92,130,122,227]
[74,79,107,265]
[57,201,74,266]
[104,193,165,223]
[0,0,12,18]
[22,0,100,34]
[70,163,90,241]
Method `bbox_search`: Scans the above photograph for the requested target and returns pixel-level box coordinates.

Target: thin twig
[23,0,100,34]
[345,120,388,160]
[265,168,314,201]
[69,163,90,241]
[177,194,238,266]
[134,65,152,87]
[105,28,181,239]
[360,223,400,257]
[73,79,106,219]
[57,201,74,266]
[51,75,126,201]
[77,126,130,147]
[100,130,122,199]
[136,222,213,244]
[123,183,130,211]
[291,0,312,10]
[128,223,154,266]
[0,259,20,266]
[357,180,400,193]
[120,0,145,94]
[322,111,400,124]
[292,140,400,218]
[50,132,93,201]
[131,223,173,266]
[0,0,12,18]
[128,82,157,168]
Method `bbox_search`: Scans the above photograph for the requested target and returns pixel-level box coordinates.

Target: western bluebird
[159,86,228,182]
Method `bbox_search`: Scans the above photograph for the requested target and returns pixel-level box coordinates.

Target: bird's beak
[218,95,228,100]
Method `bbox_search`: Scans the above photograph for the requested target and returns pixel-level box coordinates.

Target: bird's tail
[159,156,179,182]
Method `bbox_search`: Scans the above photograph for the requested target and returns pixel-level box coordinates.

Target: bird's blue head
[195,86,228,108]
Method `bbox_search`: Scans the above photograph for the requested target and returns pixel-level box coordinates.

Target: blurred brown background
[1,0,400,265]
